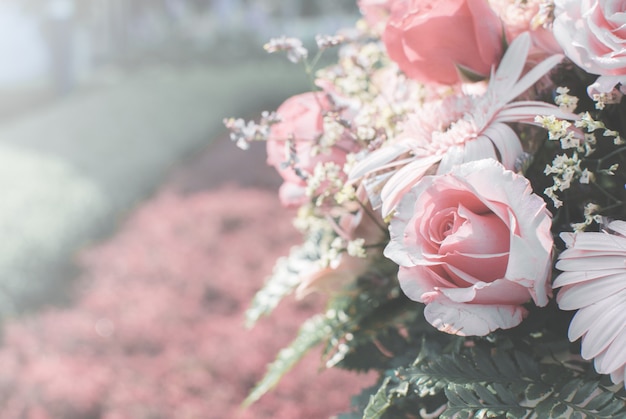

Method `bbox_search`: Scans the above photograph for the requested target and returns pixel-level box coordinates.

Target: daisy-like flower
[553,220,626,387]
[350,32,577,217]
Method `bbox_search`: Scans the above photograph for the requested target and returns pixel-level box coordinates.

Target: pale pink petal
[610,366,626,386]
[495,102,577,124]
[504,53,564,102]
[491,32,531,98]
[568,291,626,342]
[588,75,626,95]
[436,145,466,174]
[557,272,626,310]
[480,123,523,169]
[556,255,626,271]
[461,136,497,163]
[349,141,412,181]
[557,231,626,253]
[580,298,626,359]
[423,298,527,336]
[552,268,626,288]
[385,186,421,267]
[397,265,456,302]
[380,154,441,217]
[597,331,626,374]
[439,279,530,305]
[607,220,626,237]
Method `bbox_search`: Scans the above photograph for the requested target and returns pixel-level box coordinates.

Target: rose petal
[423,297,527,336]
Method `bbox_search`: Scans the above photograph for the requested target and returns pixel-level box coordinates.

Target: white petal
[506,54,564,102]
[553,268,626,288]
[597,329,626,374]
[581,302,626,359]
[481,123,523,169]
[556,255,626,271]
[556,272,626,309]
[568,291,626,341]
[424,298,527,337]
[462,136,497,164]
[349,142,411,181]
[380,154,441,217]
[491,33,531,101]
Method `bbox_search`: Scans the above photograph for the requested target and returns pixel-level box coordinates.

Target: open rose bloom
[385,159,553,336]
[553,0,626,94]
[227,0,626,413]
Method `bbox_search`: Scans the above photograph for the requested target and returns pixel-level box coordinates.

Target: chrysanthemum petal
[380,154,441,217]
[558,231,626,253]
[461,136,497,164]
[552,268,626,288]
[568,291,626,341]
[556,255,626,271]
[495,102,577,124]
[596,329,626,374]
[349,141,412,181]
[437,145,465,174]
[481,123,523,169]
[557,272,626,309]
[505,53,564,102]
[607,220,626,237]
[580,299,626,359]
[491,32,531,99]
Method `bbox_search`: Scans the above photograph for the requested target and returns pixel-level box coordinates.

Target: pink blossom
[267,92,357,207]
[385,159,553,336]
[489,0,562,57]
[554,220,626,387]
[382,0,504,85]
[350,32,576,217]
[553,0,626,94]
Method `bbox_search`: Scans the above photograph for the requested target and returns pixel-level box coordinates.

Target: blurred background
[0,1,373,417]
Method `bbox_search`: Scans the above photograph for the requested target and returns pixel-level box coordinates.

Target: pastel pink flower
[553,0,626,94]
[554,220,626,387]
[350,32,576,217]
[488,0,562,57]
[385,159,553,336]
[267,92,356,207]
[382,0,504,85]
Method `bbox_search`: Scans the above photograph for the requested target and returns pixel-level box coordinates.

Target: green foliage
[244,243,320,328]
[242,313,332,406]
[360,345,626,419]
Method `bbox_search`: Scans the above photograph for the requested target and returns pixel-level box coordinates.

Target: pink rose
[384,159,553,336]
[489,0,562,58]
[553,0,626,93]
[383,0,504,85]
[267,92,356,207]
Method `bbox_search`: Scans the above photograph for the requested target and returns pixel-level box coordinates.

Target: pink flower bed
[0,140,373,418]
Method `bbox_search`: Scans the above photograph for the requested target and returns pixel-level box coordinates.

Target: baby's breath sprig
[264,36,308,63]
[223,111,280,150]
[571,202,603,232]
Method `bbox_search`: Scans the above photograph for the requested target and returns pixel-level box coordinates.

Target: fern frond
[242,313,331,406]
[244,242,320,328]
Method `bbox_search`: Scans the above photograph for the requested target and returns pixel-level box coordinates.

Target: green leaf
[242,314,331,406]
[362,376,395,419]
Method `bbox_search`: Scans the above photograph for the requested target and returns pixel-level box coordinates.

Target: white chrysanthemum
[554,220,626,387]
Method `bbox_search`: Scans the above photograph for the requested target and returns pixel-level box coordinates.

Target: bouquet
[225,1,626,417]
